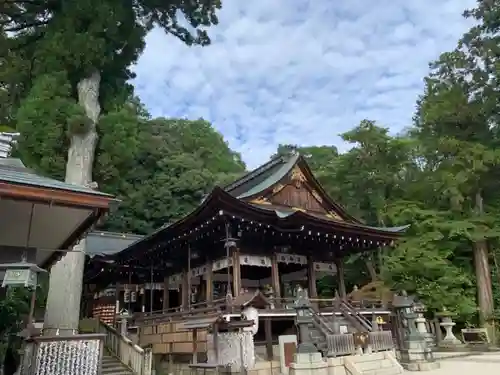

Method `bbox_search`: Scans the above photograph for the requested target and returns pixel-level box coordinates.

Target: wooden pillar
[192,328,198,364]
[140,285,146,313]
[181,272,189,309]
[206,262,213,305]
[271,254,281,301]
[264,318,273,360]
[232,249,241,297]
[307,257,318,299]
[336,258,347,298]
[114,283,121,326]
[162,276,170,312]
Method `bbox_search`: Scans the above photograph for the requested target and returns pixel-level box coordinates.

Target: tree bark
[364,254,378,282]
[473,191,495,342]
[43,71,101,336]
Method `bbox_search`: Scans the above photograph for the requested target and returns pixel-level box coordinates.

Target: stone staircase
[308,301,375,355]
[338,300,373,332]
[102,352,134,375]
[343,352,404,375]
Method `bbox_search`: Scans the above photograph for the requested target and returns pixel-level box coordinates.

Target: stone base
[400,340,440,371]
[438,340,466,350]
[289,352,328,375]
[402,361,440,371]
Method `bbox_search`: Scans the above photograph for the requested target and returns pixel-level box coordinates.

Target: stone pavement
[417,352,500,374]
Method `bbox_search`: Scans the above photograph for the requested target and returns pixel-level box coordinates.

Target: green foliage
[103,118,246,234]
[15,72,82,180]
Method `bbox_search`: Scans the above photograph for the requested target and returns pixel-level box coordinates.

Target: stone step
[363,367,402,375]
[357,359,394,371]
[101,355,133,375]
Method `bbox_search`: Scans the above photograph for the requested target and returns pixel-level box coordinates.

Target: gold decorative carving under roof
[326,210,343,221]
[291,207,306,212]
[311,189,323,203]
[290,166,306,187]
[272,183,285,195]
[251,196,271,205]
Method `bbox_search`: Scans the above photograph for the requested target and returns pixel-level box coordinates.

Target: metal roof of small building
[85,231,143,257]
[0,158,113,197]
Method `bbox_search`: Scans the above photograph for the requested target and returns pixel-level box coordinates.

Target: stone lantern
[436,308,463,348]
[0,256,46,288]
[293,288,317,354]
[289,288,328,375]
[392,291,439,371]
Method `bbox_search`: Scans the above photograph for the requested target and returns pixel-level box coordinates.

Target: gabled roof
[224,152,360,223]
[224,153,300,198]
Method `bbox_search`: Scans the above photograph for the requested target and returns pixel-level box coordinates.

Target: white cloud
[132,0,477,168]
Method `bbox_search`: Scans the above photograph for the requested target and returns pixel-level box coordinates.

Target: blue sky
[132,0,476,169]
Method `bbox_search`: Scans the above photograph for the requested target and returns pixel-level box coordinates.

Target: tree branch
[4,19,48,32]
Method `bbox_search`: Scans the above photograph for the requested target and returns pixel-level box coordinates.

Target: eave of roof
[248,202,409,234]
[113,188,409,265]
[0,158,113,198]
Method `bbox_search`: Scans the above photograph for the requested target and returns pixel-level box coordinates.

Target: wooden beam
[162,277,169,312]
[271,254,281,301]
[336,258,346,298]
[181,272,189,309]
[0,181,116,209]
[232,249,241,297]
[264,318,273,360]
[307,256,318,299]
[206,262,213,304]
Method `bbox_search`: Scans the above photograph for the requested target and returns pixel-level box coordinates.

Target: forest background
[1,0,500,343]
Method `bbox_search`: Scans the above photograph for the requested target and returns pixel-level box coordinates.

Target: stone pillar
[307,257,317,299]
[162,277,169,312]
[120,315,128,336]
[335,258,346,298]
[44,240,87,335]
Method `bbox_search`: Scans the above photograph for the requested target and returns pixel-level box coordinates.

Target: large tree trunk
[473,191,495,342]
[364,254,378,282]
[43,71,101,336]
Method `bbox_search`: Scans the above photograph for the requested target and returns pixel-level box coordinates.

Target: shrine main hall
[87,152,407,325]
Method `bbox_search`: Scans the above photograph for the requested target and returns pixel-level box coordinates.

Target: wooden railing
[99,321,152,375]
[368,331,394,352]
[326,333,357,356]
[133,296,390,328]
[339,300,373,331]
[135,298,227,325]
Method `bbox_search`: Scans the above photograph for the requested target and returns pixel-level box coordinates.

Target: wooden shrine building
[88,152,408,355]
